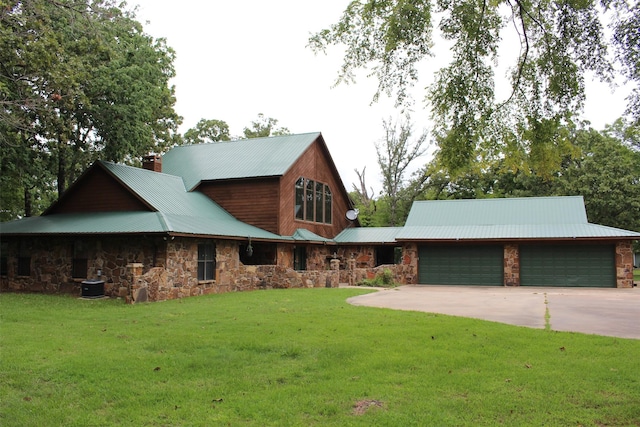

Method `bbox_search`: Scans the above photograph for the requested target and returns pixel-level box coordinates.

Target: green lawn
[634,268,639,282]
[1,289,639,426]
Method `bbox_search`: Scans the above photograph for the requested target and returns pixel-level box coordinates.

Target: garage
[419,244,503,285]
[520,244,616,287]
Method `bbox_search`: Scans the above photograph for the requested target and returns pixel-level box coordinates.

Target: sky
[131,0,629,195]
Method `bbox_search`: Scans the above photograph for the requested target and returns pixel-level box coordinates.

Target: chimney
[142,154,162,172]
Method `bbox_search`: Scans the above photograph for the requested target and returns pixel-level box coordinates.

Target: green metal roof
[334,227,403,244]
[0,211,282,240]
[397,196,640,240]
[100,161,217,216]
[162,132,321,190]
[404,196,588,227]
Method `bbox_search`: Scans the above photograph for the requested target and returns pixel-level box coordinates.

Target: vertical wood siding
[198,178,281,234]
[48,167,150,214]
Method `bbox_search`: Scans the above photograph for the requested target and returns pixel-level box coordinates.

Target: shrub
[358,268,398,287]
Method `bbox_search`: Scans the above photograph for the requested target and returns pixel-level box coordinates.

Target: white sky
[131,0,629,195]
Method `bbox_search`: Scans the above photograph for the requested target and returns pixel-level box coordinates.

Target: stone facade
[2,235,633,301]
[0,236,350,303]
[615,241,635,288]
[504,244,520,286]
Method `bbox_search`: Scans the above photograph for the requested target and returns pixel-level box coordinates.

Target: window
[198,243,215,281]
[17,241,30,277]
[376,246,402,266]
[240,243,276,266]
[72,241,88,279]
[0,242,7,276]
[294,246,307,271]
[294,177,332,224]
[295,178,305,220]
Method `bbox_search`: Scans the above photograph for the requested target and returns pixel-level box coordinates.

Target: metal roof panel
[162,132,321,190]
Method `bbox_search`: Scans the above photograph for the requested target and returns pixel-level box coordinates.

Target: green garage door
[520,244,615,287]
[418,245,503,285]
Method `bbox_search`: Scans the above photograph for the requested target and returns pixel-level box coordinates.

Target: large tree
[376,116,428,225]
[0,0,181,218]
[309,0,639,173]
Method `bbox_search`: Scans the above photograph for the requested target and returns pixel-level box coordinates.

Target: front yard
[1,289,639,426]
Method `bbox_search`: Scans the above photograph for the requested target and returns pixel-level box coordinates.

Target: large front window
[294,177,332,224]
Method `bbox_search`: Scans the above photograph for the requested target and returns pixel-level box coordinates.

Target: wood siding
[280,139,353,238]
[198,178,281,234]
[48,166,150,214]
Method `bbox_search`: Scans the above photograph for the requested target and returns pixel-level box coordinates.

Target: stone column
[328,258,340,288]
[125,262,145,304]
[347,258,356,286]
[615,241,634,288]
[503,244,520,286]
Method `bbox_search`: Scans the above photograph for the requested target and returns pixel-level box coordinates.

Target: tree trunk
[24,187,32,217]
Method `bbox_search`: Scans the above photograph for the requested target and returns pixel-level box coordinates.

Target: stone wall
[0,236,159,296]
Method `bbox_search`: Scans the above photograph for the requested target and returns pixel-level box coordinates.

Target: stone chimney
[142,154,162,172]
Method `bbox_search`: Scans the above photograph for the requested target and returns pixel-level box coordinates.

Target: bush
[357,268,398,287]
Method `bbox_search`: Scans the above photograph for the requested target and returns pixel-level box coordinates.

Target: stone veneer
[503,244,520,286]
[616,241,635,288]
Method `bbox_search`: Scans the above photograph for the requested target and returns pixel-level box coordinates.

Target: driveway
[346,285,640,340]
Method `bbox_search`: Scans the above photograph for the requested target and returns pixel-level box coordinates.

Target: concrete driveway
[346,285,640,339]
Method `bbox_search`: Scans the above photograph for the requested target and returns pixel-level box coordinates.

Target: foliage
[406,122,640,236]
[357,268,398,287]
[242,113,290,139]
[0,0,181,218]
[309,0,639,173]
[183,118,231,144]
[2,291,640,426]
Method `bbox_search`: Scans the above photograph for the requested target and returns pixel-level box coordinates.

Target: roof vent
[142,154,162,172]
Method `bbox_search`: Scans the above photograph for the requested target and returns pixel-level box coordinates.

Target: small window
[0,242,7,276]
[72,241,88,279]
[17,241,30,276]
[294,246,307,271]
[198,243,215,281]
[17,257,30,276]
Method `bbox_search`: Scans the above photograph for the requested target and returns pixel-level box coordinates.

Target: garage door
[418,245,503,285]
[520,244,615,287]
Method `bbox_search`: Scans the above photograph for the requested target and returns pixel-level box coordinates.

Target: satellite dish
[345,209,359,221]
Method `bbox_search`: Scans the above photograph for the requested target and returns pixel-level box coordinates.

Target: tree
[183,119,231,144]
[309,0,639,173]
[0,0,181,218]
[558,128,640,233]
[242,113,290,139]
[376,116,427,225]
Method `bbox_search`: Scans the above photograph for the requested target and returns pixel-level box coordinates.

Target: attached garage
[396,197,639,288]
[520,244,616,287]
[418,245,503,285]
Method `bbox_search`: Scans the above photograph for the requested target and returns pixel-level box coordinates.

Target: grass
[634,268,639,282]
[1,289,639,426]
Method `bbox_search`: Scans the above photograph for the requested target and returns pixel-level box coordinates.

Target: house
[1,133,638,302]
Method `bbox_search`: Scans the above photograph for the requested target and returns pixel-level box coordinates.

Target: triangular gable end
[45,162,154,215]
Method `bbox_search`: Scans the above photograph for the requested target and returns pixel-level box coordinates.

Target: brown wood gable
[46,163,152,215]
[279,136,354,238]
